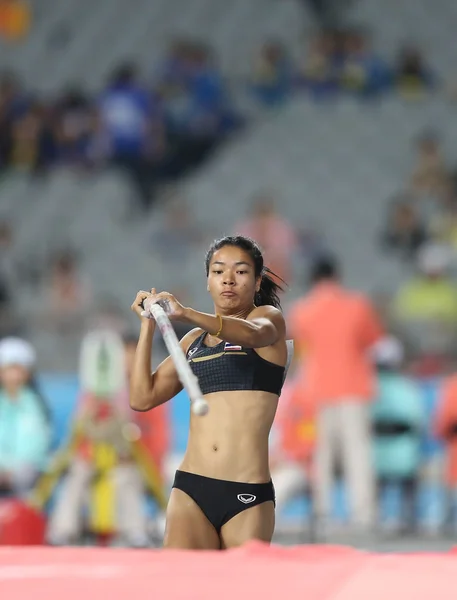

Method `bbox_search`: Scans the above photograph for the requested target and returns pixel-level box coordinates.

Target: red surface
[0,500,46,545]
[1,542,456,600]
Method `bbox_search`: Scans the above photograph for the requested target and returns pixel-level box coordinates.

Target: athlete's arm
[130,323,202,411]
[141,290,285,349]
[184,305,285,349]
[129,289,202,411]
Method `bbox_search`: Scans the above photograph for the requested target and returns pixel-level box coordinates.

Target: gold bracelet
[213,313,223,337]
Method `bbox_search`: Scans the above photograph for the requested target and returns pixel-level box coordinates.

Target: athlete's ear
[255,276,261,293]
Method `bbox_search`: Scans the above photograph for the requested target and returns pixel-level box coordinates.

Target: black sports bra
[186,332,285,396]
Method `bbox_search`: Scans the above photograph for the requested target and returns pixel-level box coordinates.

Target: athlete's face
[207,246,260,313]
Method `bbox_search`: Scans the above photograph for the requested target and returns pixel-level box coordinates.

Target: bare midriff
[179,390,278,483]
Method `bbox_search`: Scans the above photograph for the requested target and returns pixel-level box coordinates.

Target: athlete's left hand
[144,291,187,320]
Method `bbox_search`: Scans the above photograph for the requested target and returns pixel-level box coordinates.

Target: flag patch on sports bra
[224,343,243,351]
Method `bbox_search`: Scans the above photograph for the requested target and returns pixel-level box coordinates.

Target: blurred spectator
[296,225,329,266]
[0,70,28,119]
[288,256,383,533]
[235,193,298,283]
[98,63,166,212]
[47,333,156,547]
[42,250,92,334]
[339,28,391,98]
[0,71,29,169]
[296,31,339,99]
[87,296,129,335]
[54,87,93,166]
[0,219,14,288]
[0,337,50,496]
[0,279,12,336]
[394,243,457,324]
[270,378,315,511]
[393,243,457,367]
[10,101,56,172]
[371,336,425,533]
[155,38,194,101]
[430,190,457,253]
[0,220,19,336]
[434,372,457,533]
[251,41,292,107]
[151,197,202,263]
[167,43,241,175]
[299,0,351,29]
[381,196,428,261]
[123,334,169,476]
[0,0,30,41]
[410,132,448,198]
[395,45,435,100]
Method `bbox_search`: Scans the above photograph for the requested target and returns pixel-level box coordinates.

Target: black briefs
[172,470,275,533]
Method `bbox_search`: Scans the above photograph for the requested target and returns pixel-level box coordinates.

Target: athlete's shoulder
[179,328,204,352]
[250,305,284,320]
[250,306,286,338]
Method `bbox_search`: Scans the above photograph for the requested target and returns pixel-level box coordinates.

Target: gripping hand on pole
[134,289,209,417]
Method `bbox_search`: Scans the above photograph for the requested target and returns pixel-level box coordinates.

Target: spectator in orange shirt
[288,256,384,533]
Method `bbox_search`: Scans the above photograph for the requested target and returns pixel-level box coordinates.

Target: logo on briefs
[237,494,256,504]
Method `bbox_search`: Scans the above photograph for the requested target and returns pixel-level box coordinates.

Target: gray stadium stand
[2,0,457,369]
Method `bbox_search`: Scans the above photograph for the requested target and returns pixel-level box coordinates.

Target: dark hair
[309,255,340,285]
[110,63,137,87]
[205,235,285,309]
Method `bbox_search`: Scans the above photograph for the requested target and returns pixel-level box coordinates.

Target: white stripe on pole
[147,302,209,416]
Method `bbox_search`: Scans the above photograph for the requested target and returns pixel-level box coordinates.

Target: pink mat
[1,542,456,600]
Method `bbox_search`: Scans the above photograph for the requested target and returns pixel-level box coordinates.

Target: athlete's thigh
[164,488,220,550]
[220,501,275,549]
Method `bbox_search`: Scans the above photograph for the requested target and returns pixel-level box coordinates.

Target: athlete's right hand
[131,289,156,320]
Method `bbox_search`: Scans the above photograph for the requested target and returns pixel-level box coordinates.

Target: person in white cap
[0,337,51,496]
[371,336,425,533]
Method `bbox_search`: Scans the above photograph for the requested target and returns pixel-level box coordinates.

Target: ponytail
[255,267,284,309]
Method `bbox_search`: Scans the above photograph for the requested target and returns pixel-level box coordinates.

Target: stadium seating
[1,0,456,93]
[1,0,457,370]
[2,92,457,370]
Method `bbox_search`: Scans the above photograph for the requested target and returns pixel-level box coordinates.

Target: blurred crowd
[0,226,96,340]
[0,332,168,547]
[276,256,457,538]
[379,132,457,375]
[0,26,444,215]
[3,0,457,548]
[250,28,435,108]
[0,40,243,212]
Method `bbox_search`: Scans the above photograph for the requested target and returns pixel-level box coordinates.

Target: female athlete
[129,235,288,549]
